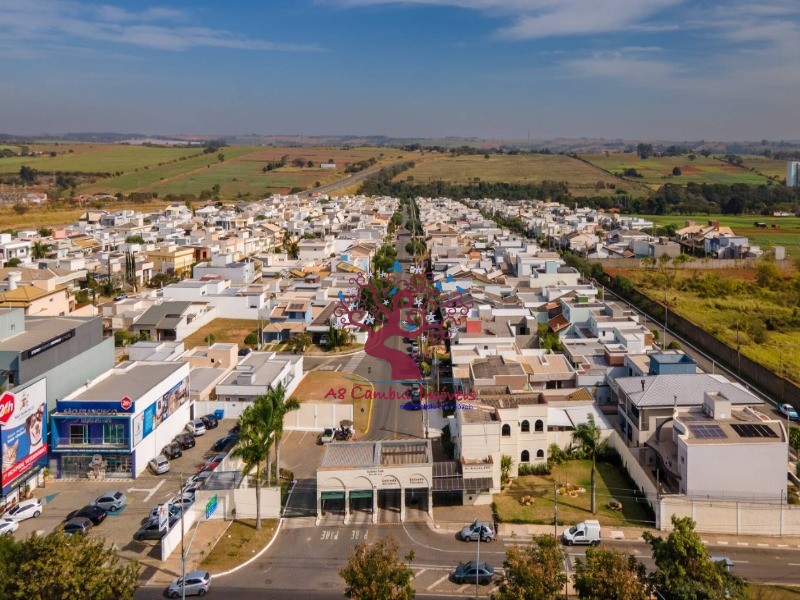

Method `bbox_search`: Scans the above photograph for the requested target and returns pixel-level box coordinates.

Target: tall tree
[31,242,48,260]
[339,536,414,600]
[573,547,650,600]
[571,414,605,513]
[267,382,300,486]
[643,516,748,600]
[18,165,37,184]
[495,535,567,600]
[0,530,139,599]
[231,396,275,530]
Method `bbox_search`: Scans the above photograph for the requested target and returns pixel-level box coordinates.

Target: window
[103,424,125,445]
[534,419,544,432]
[536,449,545,459]
[520,450,530,463]
[69,424,88,445]
[501,424,511,437]
[521,420,530,432]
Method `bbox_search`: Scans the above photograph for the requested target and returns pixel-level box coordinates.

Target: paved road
[296,159,406,198]
[136,515,800,599]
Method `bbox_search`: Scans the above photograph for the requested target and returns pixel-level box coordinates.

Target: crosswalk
[342,353,364,374]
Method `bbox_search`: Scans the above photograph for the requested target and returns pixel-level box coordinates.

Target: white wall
[283,402,355,432]
[132,400,193,476]
[160,503,198,561]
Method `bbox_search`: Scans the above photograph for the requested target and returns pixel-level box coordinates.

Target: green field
[739,156,790,182]
[582,153,771,187]
[495,460,654,528]
[635,213,800,258]
[611,267,800,384]
[68,145,401,197]
[395,153,643,196]
[0,144,203,174]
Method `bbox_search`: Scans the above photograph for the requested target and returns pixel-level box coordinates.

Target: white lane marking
[414,568,428,579]
[788,563,800,566]
[426,575,449,591]
[736,542,749,547]
[757,543,768,547]
[716,541,729,545]
[126,479,165,503]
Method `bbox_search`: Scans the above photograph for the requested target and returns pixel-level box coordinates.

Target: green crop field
[394,153,642,196]
[582,153,772,187]
[0,144,203,174]
[636,213,800,258]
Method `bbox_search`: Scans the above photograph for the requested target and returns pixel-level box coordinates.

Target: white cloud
[0,1,321,53]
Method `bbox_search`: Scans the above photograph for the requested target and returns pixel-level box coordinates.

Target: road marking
[788,563,800,567]
[702,540,710,544]
[757,543,769,547]
[736,542,749,546]
[427,575,449,591]
[736,561,749,564]
[778,544,789,548]
[414,568,428,579]
[455,584,469,593]
[716,541,728,545]
[126,479,165,503]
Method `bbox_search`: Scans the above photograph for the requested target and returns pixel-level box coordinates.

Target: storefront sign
[381,477,400,488]
[120,397,132,411]
[366,469,384,477]
[409,475,427,486]
[25,329,74,359]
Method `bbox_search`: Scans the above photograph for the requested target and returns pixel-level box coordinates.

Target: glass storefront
[61,454,132,478]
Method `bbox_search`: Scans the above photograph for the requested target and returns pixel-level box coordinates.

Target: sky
[0,0,798,141]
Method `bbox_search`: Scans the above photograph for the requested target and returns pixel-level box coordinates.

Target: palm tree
[571,415,605,514]
[31,242,48,260]
[231,396,275,530]
[267,383,300,486]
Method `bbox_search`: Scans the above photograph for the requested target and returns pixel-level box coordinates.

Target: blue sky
[1,0,798,140]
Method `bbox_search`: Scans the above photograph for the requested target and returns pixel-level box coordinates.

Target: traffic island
[200,519,279,573]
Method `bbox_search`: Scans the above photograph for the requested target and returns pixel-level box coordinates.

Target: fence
[659,495,800,536]
[283,402,354,431]
[160,504,198,561]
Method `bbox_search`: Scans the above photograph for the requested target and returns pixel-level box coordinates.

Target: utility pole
[179,473,186,600]
[663,277,668,346]
[553,482,558,539]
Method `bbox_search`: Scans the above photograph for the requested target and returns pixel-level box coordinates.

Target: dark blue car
[212,434,238,452]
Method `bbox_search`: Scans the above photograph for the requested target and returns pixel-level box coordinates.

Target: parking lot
[9,419,238,578]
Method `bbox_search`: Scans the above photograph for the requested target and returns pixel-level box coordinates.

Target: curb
[214,518,284,578]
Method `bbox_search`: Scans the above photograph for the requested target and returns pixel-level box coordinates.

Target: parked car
[454,561,495,585]
[166,570,211,598]
[113,293,127,302]
[231,423,241,435]
[237,347,252,357]
[212,434,238,452]
[779,403,799,420]
[162,441,183,459]
[0,519,19,535]
[174,432,196,449]
[186,419,206,436]
[65,505,107,526]
[171,492,195,512]
[91,491,126,512]
[150,503,182,520]
[2,498,42,522]
[317,428,335,444]
[134,516,178,541]
[200,414,219,430]
[149,455,171,475]
[562,519,601,546]
[460,521,496,542]
[64,517,93,536]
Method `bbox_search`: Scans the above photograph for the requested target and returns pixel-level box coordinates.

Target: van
[561,519,601,546]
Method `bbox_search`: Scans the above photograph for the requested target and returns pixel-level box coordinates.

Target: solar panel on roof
[731,424,778,439]
[687,423,726,439]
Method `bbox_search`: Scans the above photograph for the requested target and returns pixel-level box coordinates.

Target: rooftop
[71,362,185,402]
[0,314,97,350]
[319,440,431,469]
[617,374,761,408]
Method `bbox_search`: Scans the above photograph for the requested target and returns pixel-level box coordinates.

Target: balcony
[52,436,129,451]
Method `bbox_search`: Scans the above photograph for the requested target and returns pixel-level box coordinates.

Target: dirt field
[182,318,257,350]
[294,371,372,434]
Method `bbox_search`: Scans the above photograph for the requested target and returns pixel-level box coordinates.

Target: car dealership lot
[11,421,237,569]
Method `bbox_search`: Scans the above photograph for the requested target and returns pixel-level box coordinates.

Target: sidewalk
[429,507,800,550]
[142,519,231,587]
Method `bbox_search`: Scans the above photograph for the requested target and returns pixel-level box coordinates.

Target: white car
[170,493,195,512]
[149,455,170,475]
[2,498,42,522]
[779,403,799,420]
[0,519,19,535]
[186,419,207,436]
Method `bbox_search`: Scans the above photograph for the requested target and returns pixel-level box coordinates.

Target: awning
[348,490,373,499]
[321,491,345,500]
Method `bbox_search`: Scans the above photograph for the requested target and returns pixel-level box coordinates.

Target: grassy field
[494,460,655,528]
[635,213,800,258]
[739,156,791,181]
[0,144,202,174]
[608,266,800,383]
[394,153,642,196]
[582,153,771,187]
[293,371,372,434]
[0,198,177,231]
[182,318,257,350]
[200,519,278,572]
[749,585,800,599]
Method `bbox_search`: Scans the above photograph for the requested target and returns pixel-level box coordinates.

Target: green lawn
[396,153,642,196]
[0,144,203,174]
[582,153,771,187]
[494,460,655,528]
[200,519,278,572]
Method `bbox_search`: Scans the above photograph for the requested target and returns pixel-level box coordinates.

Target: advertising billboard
[136,378,189,446]
[0,378,48,493]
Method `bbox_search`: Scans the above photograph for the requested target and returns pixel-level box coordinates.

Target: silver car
[149,455,170,475]
[167,570,211,598]
[2,498,42,522]
[91,491,126,512]
[460,521,496,542]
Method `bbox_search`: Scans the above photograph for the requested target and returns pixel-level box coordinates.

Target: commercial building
[0,308,114,410]
[49,361,191,478]
[0,378,48,509]
[787,161,799,188]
